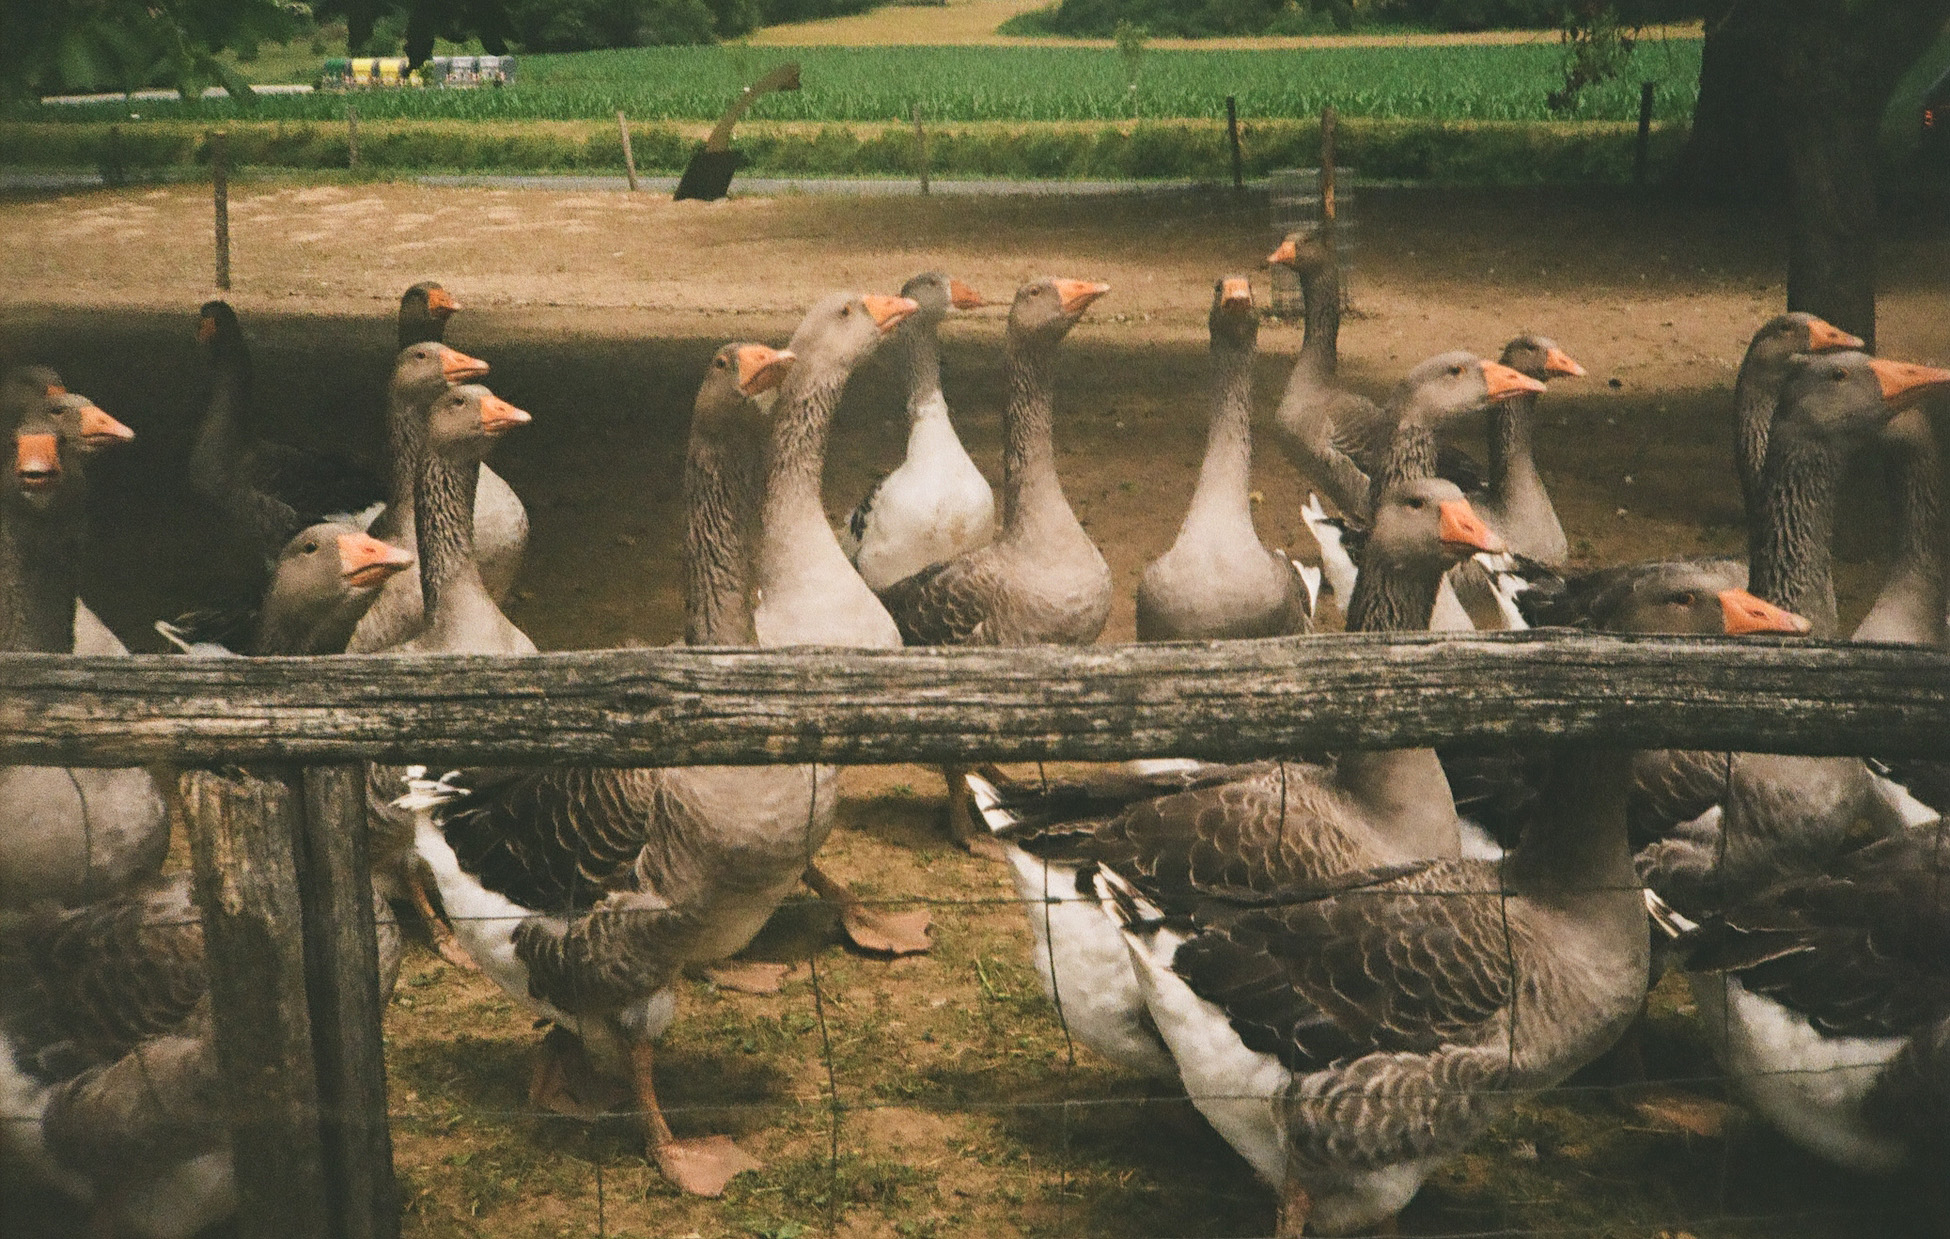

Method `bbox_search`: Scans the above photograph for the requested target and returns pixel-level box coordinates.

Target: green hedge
[0,117,1690,184]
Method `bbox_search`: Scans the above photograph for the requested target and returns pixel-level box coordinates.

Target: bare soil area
[2,179,1946,1238]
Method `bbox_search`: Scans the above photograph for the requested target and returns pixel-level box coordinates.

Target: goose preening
[403,330,917,1197]
[1093,742,1649,1237]
[0,390,167,910]
[839,271,994,592]
[0,869,403,1238]
[971,479,1504,1080]
[1136,276,1314,641]
[1650,820,1950,1179]
[878,276,1112,846]
[155,522,413,656]
[189,300,387,568]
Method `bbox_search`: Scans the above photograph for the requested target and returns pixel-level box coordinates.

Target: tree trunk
[1669,1,1785,200]
[344,0,376,55]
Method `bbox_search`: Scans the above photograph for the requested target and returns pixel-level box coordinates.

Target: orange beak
[1543,346,1586,379]
[1219,276,1253,308]
[1869,358,1950,405]
[441,346,490,382]
[197,316,216,345]
[1437,498,1505,554]
[1265,237,1298,267]
[15,432,60,490]
[426,286,460,318]
[1804,317,1865,352]
[477,392,531,436]
[1055,279,1111,316]
[948,279,985,310]
[1718,588,1811,636]
[735,344,795,396]
[862,294,920,334]
[1482,359,1548,400]
[338,531,414,588]
[77,403,135,448]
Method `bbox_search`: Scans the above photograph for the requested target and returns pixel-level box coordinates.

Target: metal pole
[617,110,639,192]
[346,104,359,172]
[1634,81,1655,187]
[913,102,929,195]
[1225,95,1244,192]
[1320,106,1337,224]
[211,131,231,291]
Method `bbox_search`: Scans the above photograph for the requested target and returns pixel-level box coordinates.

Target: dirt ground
[3,178,1948,1238]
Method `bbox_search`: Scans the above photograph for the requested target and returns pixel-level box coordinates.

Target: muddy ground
[2,179,1947,1238]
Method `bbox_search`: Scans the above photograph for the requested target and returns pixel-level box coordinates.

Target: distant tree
[0,0,292,102]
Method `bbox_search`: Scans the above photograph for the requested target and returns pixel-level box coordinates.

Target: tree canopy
[0,0,296,101]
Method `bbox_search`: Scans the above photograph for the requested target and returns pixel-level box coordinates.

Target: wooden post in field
[617,110,639,192]
[211,131,231,290]
[297,765,399,1239]
[180,766,331,1239]
[1634,81,1655,187]
[347,104,360,172]
[1319,105,1337,225]
[913,102,929,195]
[1225,95,1244,192]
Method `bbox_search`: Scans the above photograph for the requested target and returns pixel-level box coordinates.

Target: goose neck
[1854,425,1945,644]
[1733,357,1781,521]
[191,348,252,481]
[898,320,946,424]
[1506,747,1636,904]
[1295,258,1340,383]
[415,441,490,625]
[1486,392,1537,500]
[1334,748,1460,859]
[0,505,77,653]
[1181,339,1257,536]
[684,433,760,646]
[383,386,429,526]
[1000,334,1072,540]
[1748,430,1841,636]
[1344,555,1443,635]
[1373,419,1439,507]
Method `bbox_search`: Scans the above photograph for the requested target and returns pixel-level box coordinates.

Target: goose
[1851,406,1944,646]
[1094,740,1651,1237]
[1733,312,1864,526]
[189,301,386,568]
[0,393,167,910]
[0,869,403,1238]
[154,522,413,656]
[1466,333,1585,566]
[405,307,916,1197]
[1136,276,1313,641]
[970,479,1505,1079]
[1634,352,1950,918]
[878,277,1112,845]
[1264,232,1512,522]
[345,339,504,653]
[1649,820,1950,1179]
[352,283,529,655]
[1,369,135,654]
[839,271,994,592]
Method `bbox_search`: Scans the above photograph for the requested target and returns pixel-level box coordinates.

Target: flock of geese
[3,229,1950,1237]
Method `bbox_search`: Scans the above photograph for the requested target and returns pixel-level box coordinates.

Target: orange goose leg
[630,1042,760,1196]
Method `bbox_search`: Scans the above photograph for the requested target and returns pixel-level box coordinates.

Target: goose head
[1367,477,1504,576]
[50,392,134,453]
[1498,334,1585,384]
[278,521,415,600]
[425,383,530,465]
[1393,350,1545,427]
[196,299,247,367]
[1009,277,1110,351]
[8,404,82,516]
[1742,312,1863,379]
[1208,275,1258,352]
[391,340,491,407]
[899,271,985,328]
[399,281,461,347]
[696,342,795,438]
[782,291,916,393]
[1773,351,1950,446]
[1263,229,1335,277]
[1559,561,1809,636]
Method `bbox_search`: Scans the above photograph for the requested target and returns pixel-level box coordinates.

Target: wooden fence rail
[15,630,1950,1239]
[4,631,1949,768]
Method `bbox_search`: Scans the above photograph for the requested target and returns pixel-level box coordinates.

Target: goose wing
[877,551,997,646]
[435,767,664,914]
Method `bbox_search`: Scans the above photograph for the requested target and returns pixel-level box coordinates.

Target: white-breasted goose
[839,271,995,592]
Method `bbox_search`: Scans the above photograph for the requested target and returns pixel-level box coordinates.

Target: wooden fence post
[1634,81,1655,187]
[347,104,360,172]
[912,103,929,195]
[1225,95,1243,192]
[211,131,231,291]
[298,764,399,1239]
[180,766,331,1239]
[617,110,639,192]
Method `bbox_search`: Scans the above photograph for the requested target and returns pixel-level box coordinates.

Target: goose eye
[1448,364,1464,376]
[1669,591,1696,607]
[1831,369,1848,382]
[840,304,851,317]
[302,541,319,554]
[713,357,727,369]
[1406,497,1425,510]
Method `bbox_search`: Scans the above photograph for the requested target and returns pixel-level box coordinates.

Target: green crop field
[24,40,1703,126]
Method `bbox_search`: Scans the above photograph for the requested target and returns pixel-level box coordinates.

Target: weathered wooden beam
[179,767,332,1239]
[7,632,1950,766]
[296,764,399,1239]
